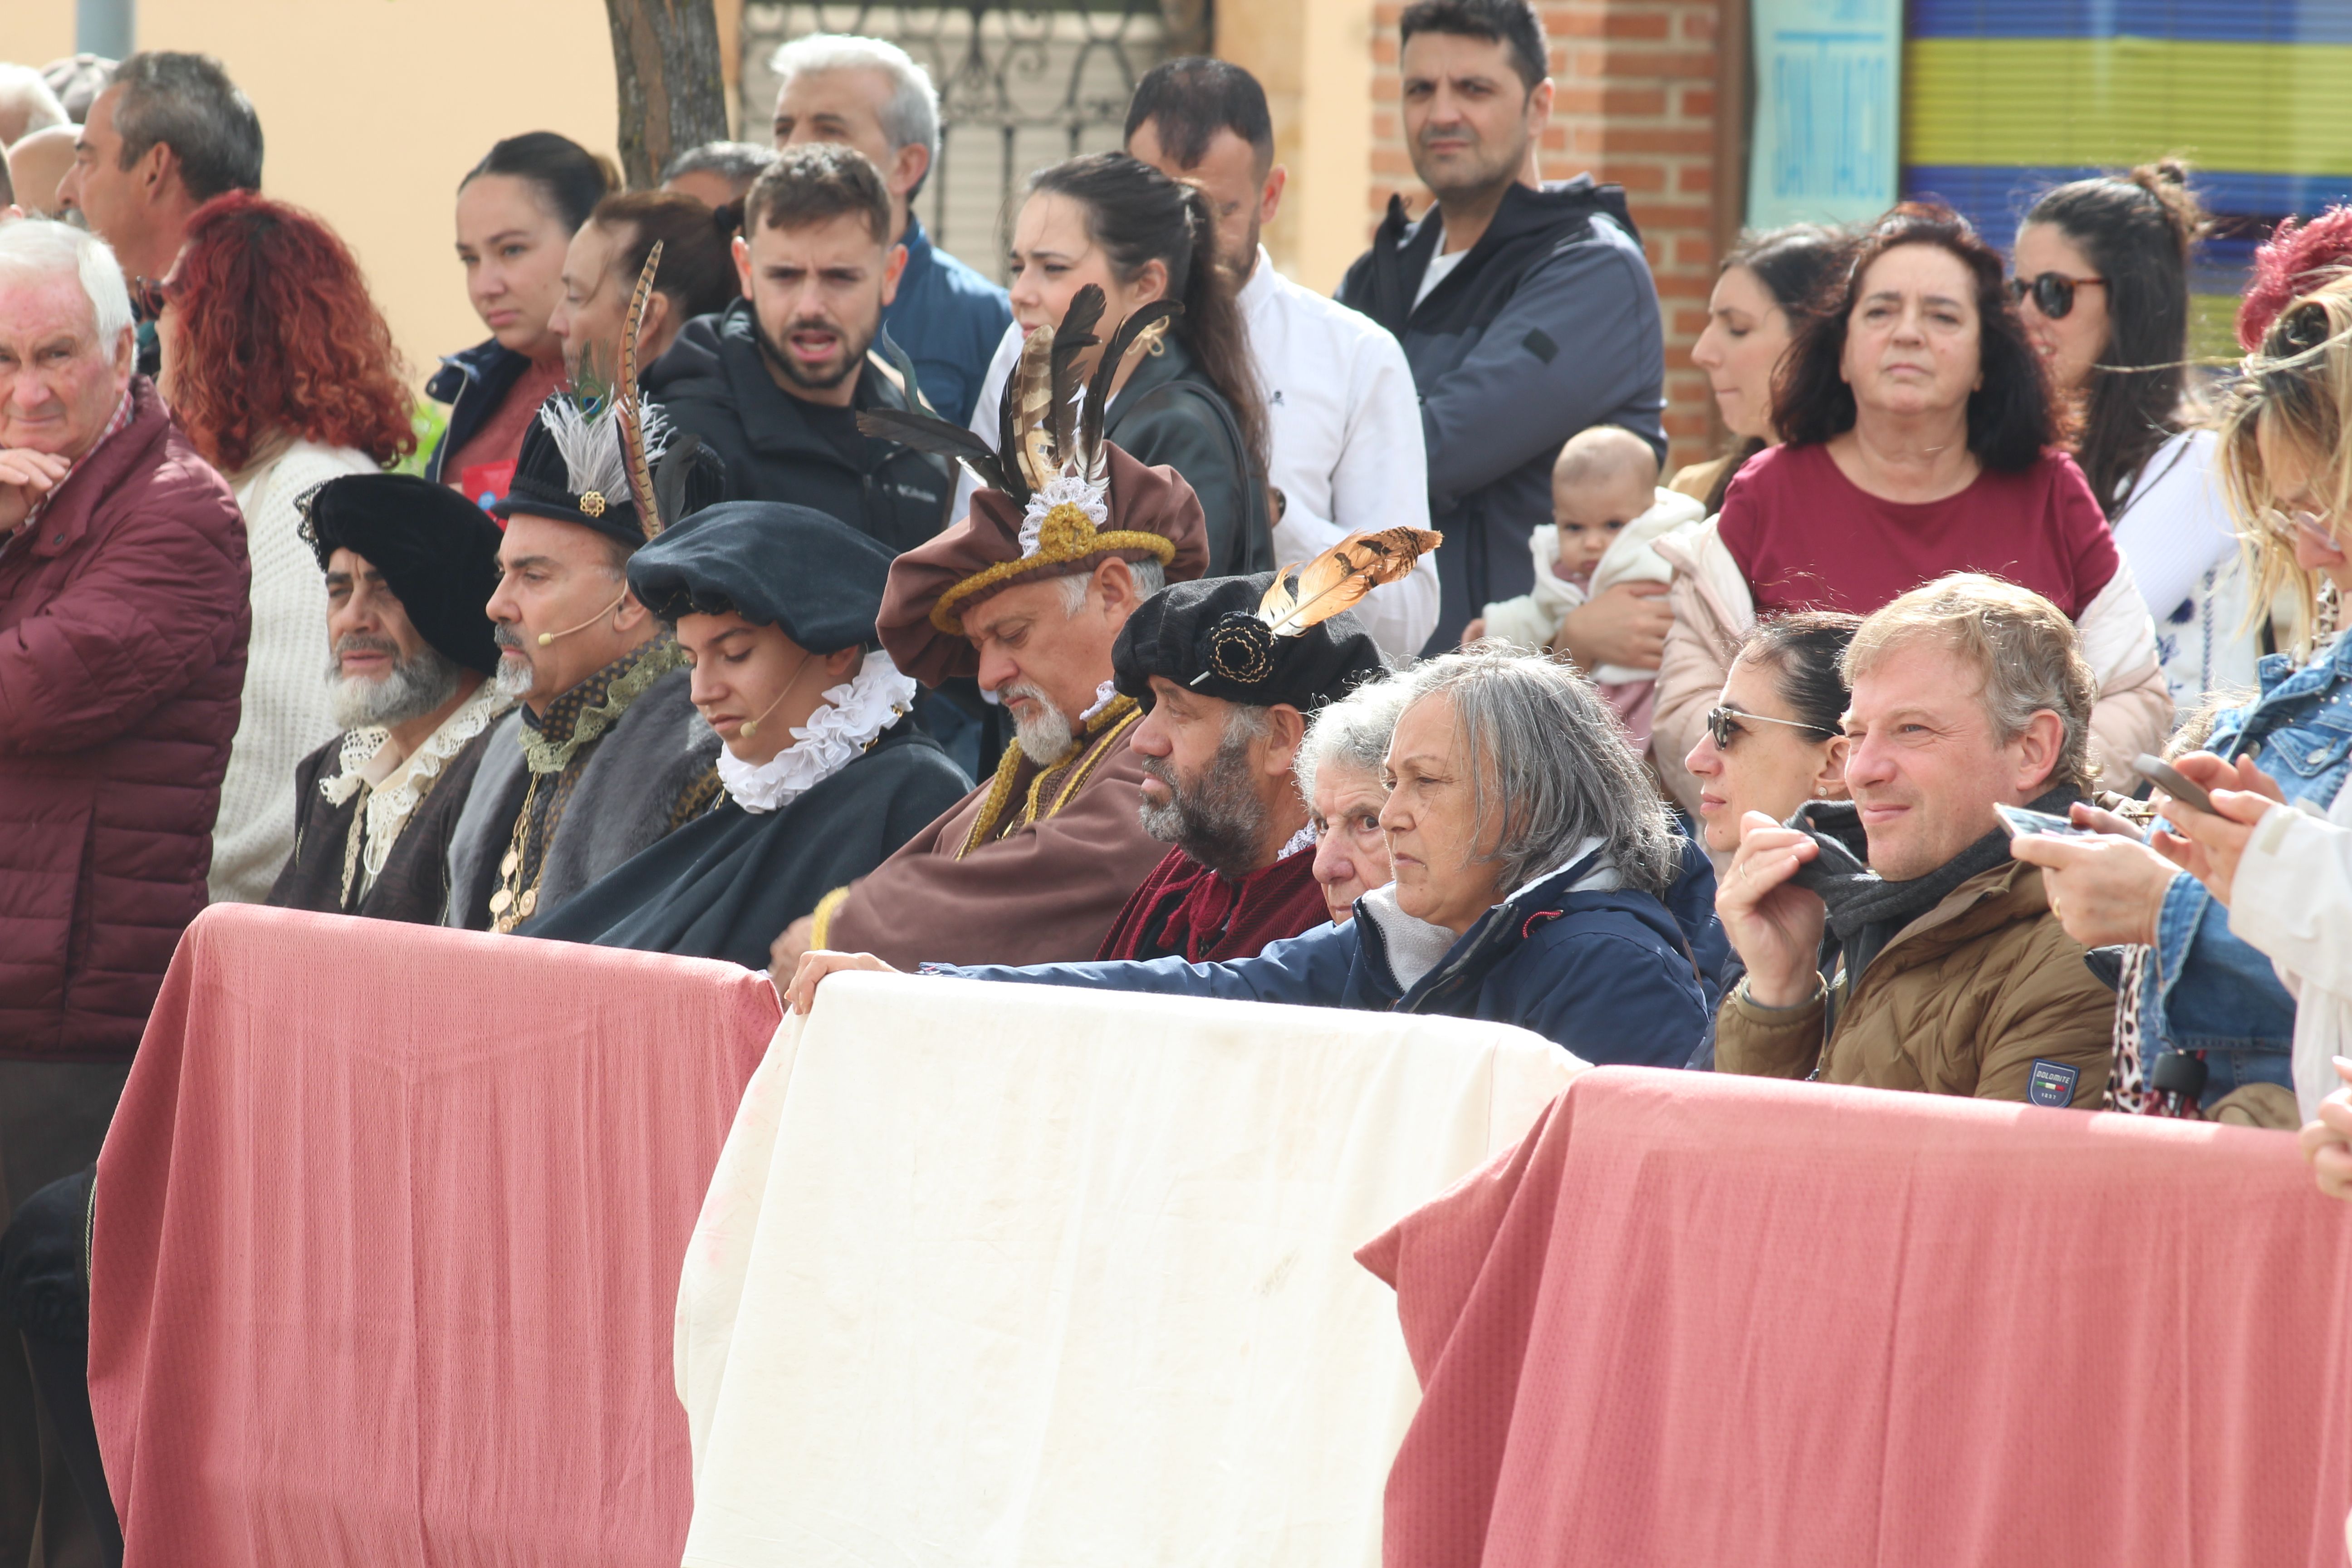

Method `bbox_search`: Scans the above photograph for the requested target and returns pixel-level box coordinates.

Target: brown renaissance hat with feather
[862,286,1215,686]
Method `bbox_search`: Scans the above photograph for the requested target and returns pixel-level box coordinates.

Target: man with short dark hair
[768,34,1011,425]
[644,142,955,554]
[1337,0,1666,652]
[1714,575,2114,1105]
[660,139,776,210]
[1121,58,1437,661]
[57,50,261,282]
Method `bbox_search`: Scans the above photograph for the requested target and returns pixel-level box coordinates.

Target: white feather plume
[536,396,671,503]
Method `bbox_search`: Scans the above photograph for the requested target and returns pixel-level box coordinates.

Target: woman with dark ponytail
[1001,152,1274,575]
[2016,160,2262,705]
[430,131,616,502]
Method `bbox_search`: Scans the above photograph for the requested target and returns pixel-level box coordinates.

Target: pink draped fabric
[90,905,779,1567]
[1360,1067,2352,1568]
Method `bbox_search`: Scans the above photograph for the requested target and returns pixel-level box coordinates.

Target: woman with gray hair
[1296,679,1410,926]
[788,651,1728,1064]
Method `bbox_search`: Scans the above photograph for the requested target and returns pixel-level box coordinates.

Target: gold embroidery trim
[808,885,851,949]
[954,695,1139,858]
[928,532,1178,635]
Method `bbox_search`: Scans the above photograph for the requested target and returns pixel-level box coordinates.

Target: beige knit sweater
[208,440,379,903]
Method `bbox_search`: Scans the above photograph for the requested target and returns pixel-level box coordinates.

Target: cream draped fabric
[675,972,1578,1567]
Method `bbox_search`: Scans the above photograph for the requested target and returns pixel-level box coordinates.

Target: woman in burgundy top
[1654,204,2170,804]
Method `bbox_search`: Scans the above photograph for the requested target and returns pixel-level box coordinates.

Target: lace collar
[520,635,686,774]
[321,682,515,885]
[716,652,919,814]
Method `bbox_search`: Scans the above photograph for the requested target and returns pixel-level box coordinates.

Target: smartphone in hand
[1994,803,2099,840]
[2134,754,2216,816]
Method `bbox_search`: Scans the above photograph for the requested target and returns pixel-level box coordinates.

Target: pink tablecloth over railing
[88,904,779,1568]
[1360,1067,2352,1568]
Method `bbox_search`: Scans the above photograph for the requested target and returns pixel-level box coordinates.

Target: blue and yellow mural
[1900,0,2352,356]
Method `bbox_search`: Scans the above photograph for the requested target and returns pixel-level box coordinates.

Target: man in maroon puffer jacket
[0,220,248,1201]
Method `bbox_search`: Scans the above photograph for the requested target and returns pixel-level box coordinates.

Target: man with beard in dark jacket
[1337,0,1667,653]
[643,142,954,555]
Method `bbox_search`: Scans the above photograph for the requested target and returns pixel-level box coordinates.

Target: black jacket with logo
[642,300,956,554]
[1338,177,1666,651]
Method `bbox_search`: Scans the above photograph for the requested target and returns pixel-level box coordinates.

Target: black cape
[518,720,972,968]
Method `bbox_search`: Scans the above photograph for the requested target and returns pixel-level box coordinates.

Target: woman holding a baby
[1647,202,2174,810]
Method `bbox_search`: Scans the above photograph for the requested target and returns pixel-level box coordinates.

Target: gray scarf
[1787,786,2079,989]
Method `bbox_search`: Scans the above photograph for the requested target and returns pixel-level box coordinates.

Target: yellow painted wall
[1213,0,1376,295]
[0,0,621,389]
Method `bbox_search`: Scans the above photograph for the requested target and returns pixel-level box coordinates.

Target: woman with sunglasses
[1651,204,2171,812]
[1681,612,1859,859]
[2013,289,2352,1123]
[154,191,417,904]
[2014,162,2264,707]
[1676,611,1858,1067]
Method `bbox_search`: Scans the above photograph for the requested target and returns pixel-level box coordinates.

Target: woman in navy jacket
[787,651,1727,1065]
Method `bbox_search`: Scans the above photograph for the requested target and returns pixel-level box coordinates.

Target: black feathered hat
[494,394,726,549]
[299,473,505,675]
[627,501,896,655]
[1113,572,1389,714]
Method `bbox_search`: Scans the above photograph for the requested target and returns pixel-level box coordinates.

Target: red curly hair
[2238,207,2352,351]
[168,192,416,474]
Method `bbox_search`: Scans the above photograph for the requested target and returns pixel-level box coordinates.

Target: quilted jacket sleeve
[0,456,249,756]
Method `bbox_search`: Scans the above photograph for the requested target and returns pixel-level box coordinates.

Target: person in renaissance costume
[1095,569,1410,963]
[267,474,513,923]
[766,284,1219,970]
[520,501,972,967]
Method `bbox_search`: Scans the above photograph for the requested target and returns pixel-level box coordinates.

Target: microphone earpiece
[535,593,627,647]
[735,651,815,740]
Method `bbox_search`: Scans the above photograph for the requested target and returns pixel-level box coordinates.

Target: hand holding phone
[2135,754,2216,816]
[1994,802,2099,840]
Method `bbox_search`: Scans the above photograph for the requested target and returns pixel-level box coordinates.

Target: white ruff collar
[717,652,918,814]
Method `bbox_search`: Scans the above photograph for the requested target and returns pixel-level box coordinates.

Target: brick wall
[1368,0,1727,474]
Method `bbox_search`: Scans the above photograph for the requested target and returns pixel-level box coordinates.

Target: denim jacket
[2144,635,2352,1098]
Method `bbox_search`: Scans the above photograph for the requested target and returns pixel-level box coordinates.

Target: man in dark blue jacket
[1336,0,1667,654]
[787,649,1726,1066]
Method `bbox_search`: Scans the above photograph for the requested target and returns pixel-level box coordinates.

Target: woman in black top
[1005,152,1274,577]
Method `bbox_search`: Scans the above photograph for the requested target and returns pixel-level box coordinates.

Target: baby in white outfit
[1474,426,1704,747]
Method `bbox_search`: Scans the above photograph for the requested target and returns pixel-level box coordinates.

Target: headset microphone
[535,594,627,647]
[736,650,815,740]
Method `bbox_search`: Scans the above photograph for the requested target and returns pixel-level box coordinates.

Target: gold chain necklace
[488,775,543,931]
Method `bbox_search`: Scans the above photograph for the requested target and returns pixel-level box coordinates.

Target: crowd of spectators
[14,0,2352,1557]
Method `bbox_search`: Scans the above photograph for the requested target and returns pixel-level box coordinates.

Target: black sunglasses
[2006,271,2107,321]
[1705,706,1837,750]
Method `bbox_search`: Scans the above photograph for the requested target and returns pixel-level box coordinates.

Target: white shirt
[956,249,1439,659]
[2108,428,2263,706]
[2226,784,2352,1120]
[1412,225,1468,309]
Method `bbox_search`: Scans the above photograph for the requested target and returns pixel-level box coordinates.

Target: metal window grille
[741,1,1214,283]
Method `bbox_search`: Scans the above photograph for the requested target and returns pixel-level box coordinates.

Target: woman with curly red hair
[154,190,417,902]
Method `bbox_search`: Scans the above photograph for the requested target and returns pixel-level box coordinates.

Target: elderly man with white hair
[768,32,1010,425]
[789,650,1730,1064]
[0,214,244,1561]
[0,217,245,1101]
